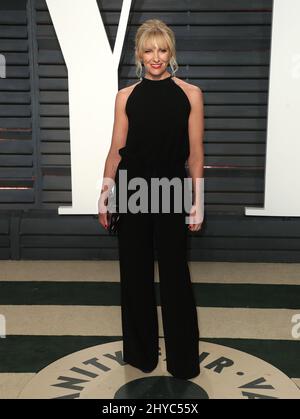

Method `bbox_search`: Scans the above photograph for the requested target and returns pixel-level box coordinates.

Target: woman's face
[141,40,171,77]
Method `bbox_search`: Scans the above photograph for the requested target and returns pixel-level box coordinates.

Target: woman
[99,19,204,380]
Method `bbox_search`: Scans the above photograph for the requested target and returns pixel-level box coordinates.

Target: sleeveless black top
[117,75,191,179]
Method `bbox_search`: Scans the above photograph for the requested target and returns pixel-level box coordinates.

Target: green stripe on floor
[0,336,299,378]
[0,282,300,308]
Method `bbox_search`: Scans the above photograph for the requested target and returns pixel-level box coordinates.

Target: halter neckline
[142,75,173,83]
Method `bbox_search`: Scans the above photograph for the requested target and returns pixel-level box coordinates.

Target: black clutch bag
[108,211,120,235]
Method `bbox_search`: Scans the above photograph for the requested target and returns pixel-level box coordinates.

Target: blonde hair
[134,19,179,79]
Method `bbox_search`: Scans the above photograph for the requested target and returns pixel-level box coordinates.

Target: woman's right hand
[98,210,109,230]
[98,188,110,230]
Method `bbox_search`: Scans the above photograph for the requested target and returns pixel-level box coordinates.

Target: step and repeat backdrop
[1,0,300,261]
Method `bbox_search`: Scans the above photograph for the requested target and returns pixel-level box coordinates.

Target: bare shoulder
[113,81,141,112]
[172,76,203,104]
[117,80,142,101]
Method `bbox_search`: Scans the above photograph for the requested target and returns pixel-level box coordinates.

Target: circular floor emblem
[18,340,300,399]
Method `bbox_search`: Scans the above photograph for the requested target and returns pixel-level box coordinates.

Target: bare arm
[101,89,128,187]
[187,86,205,228]
[98,89,128,224]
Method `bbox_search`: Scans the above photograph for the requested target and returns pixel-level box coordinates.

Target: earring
[139,61,143,81]
[170,65,174,77]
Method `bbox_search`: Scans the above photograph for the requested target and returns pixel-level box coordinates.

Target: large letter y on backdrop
[245,0,300,217]
[45,0,132,214]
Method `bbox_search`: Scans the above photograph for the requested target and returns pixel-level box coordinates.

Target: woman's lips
[151,64,162,68]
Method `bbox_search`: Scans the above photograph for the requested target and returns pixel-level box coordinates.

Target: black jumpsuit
[115,74,200,380]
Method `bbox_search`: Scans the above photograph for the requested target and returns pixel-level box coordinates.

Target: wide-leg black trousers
[116,166,200,379]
